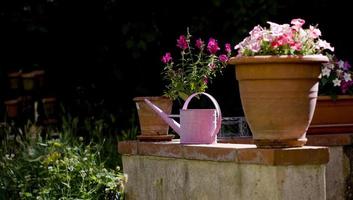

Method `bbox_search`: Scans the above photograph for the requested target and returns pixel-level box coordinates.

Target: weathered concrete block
[120,141,328,200]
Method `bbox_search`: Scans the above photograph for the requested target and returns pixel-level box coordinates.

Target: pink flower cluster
[162,36,231,65]
[160,30,232,100]
[235,18,334,56]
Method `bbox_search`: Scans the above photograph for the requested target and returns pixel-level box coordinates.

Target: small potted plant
[308,55,353,134]
[228,18,334,148]
[161,29,232,101]
[134,29,232,141]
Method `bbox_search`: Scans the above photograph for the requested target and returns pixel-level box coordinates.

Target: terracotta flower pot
[42,97,57,118]
[7,71,22,90]
[22,72,36,92]
[4,98,21,118]
[229,55,328,148]
[308,95,353,134]
[33,70,46,90]
[133,96,174,141]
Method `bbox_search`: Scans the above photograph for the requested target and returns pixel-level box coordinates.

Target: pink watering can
[144,92,222,144]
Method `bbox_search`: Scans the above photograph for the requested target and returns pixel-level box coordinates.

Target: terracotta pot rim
[4,99,20,104]
[33,70,45,75]
[22,72,36,78]
[133,96,171,101]
[229,55,329,65]
[8,71,22,77]
[42,97,57,103]
[318,95,353,101]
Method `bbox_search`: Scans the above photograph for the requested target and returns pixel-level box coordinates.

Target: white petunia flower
[333,78,341,86]
[321,67,331,77]
[338,60,345,69]
[344,73,352,82]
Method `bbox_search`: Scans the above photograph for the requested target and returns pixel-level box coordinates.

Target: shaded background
[0,0,351,131]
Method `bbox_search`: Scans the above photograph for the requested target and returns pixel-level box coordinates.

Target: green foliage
[162,29,231,101]
[0,122,125,200]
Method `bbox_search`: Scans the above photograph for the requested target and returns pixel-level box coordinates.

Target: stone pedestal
[219,133,353,200]
[118,140,329,200]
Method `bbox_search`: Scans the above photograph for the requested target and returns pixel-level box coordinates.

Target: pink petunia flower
[308,25,321,39]
[177,35,188,50]
[208,63,216,70]
[290,42,302,51]
[219,54,228,63]
[225,43,232,53]
[207,38,220,54]
[203,78,208,84]
[195,39,204,49]
[161,52,172,64]
[291,18,305,30]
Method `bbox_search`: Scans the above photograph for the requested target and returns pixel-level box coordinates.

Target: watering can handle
[182,92,222,136]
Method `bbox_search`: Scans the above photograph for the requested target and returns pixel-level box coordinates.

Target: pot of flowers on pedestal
[229,18,333,148]
[308,55,353,134]
[134,28,232,141]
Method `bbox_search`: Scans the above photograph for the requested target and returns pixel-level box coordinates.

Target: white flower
[267,21,291,37]
[321,67,331,77]
[79,137,84,141]
[338,60,345,69]
[68,166,74,171]
[333,78,341,86]
[344,73,352,82]
[322,63,334,69]
[317,39,334,52]
[80,170,86,178]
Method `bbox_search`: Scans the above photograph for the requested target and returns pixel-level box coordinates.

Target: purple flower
[225,43,231,53]
[344,61,351,70]
[177,35,188,50]
[340,80,353,94]
[219,54,228,63]
[195,39,204,49]
[161,52,172,64]
[207,38,220,54]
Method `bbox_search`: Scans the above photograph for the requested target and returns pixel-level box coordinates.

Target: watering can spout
[144,99,182,136]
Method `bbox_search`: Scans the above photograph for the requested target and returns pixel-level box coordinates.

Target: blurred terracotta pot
[22,72,36,91]
[42,97,57,118]
[133,96,174,141]
[229,55,328,148]
[4,98,21,118]
[33,70,46,90]
[7,71,22,90]
[308,95,353,134]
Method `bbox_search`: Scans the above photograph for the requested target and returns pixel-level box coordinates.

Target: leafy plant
[161,28,232,101]
[0,120,126,200]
